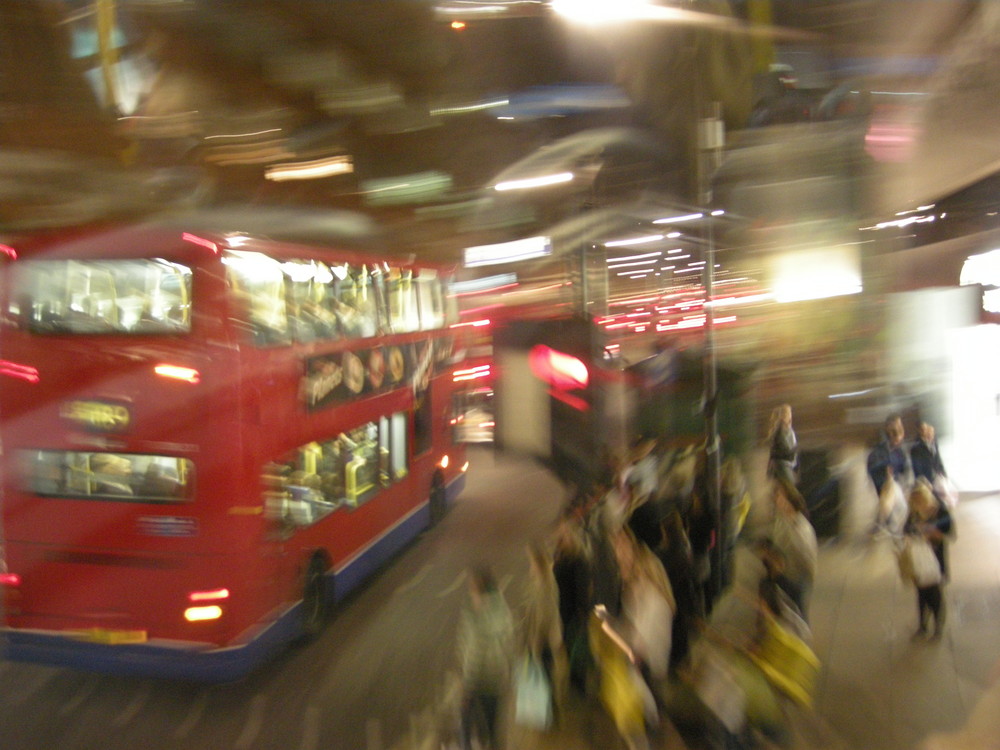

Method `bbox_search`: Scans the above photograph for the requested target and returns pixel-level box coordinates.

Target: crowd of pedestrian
[446,406,965,749]
[453,425,831,749]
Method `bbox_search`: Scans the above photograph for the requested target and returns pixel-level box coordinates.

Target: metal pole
[699,102,724,603]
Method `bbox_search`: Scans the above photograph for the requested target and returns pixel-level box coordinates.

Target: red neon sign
[529,345,589,391]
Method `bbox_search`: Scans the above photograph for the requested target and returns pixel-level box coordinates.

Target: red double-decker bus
[0,210,468,681]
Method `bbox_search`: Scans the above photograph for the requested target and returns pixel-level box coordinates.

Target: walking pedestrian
[868,414,912,537]
[766,404,798,484]
[456,566,515,750]
[902,480,954,640]
[768,477,818,621]
[518,541,567,724]
[552,511,591,696]
[655,510,700,674]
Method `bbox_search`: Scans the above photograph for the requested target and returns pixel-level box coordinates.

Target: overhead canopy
[875,4,1000,215]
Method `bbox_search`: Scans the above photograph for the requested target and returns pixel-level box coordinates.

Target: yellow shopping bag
[751,615,821,707]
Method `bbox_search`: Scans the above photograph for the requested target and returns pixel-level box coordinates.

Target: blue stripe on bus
[1,471,467,682]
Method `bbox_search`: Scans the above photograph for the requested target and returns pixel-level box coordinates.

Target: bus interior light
[188,588,230,602]
[154,364,201,384]
[184,605,223,622]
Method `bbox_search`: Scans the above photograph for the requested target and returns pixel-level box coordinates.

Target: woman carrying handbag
[899,480,955,640]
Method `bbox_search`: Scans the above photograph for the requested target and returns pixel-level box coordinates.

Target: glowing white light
[494,172,574,191]
[552,0,664,23]
[604,234,664,248]
[464,236,552,268]
[608,259,659,270]
[960,248,1000,288]
[771,246,862,303]
[653,212,703,225]
[265,155,353,182]
[984,288,1000,314]
[281,261,317,283]
[431,99,510,116]
[451,273,518,294]
[607,250,661,263]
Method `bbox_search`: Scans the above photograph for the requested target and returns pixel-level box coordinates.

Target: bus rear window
[7,259,192,334]
[20,450,195,503]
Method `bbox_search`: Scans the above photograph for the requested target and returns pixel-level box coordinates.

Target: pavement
[504,435,1000,750]
[492,492,1000,750]
[394,444,1000,750]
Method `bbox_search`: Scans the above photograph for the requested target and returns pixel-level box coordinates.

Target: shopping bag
[751,615,821,708]
[879,478,907,536]
[514,654,553,730]
[933,474,959,510]
[903,536,942,587]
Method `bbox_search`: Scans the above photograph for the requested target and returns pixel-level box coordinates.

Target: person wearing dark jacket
[867,414,911,497]
[910,420,947,485]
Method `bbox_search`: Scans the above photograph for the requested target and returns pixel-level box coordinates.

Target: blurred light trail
[181,233,219,254]
[493,172,573,191]
[653,212,704,224]
[0,359,40,384]
[604,234,664,248]
[464,236,552,267]
[266,155,353,182]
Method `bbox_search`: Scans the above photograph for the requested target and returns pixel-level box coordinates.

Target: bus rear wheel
[300,556,329,640]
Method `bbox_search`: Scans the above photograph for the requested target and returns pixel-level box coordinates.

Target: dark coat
[910,439,946,485]
[867,435,911,496]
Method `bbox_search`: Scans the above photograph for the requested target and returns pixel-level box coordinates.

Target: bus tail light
[188,588,229,602]
[438,454,450,469]
[461,461,470,473]
[184,605,223,622]
[185,588,228,621]
[0,572,21,587]
[154,364,201,384]
[0,359,40,384]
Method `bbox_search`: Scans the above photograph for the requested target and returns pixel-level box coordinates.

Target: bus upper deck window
[9,259,192,335]
[224,251,289,346]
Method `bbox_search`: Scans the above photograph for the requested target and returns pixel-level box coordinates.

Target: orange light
[461,461,470,473]
[439,454,450,469]
[529,345,589,390]
[188,588,229,602]
[154,364,201,384]
[451,20,466,30]
[0,572,21,586]
[184,605,223,622]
